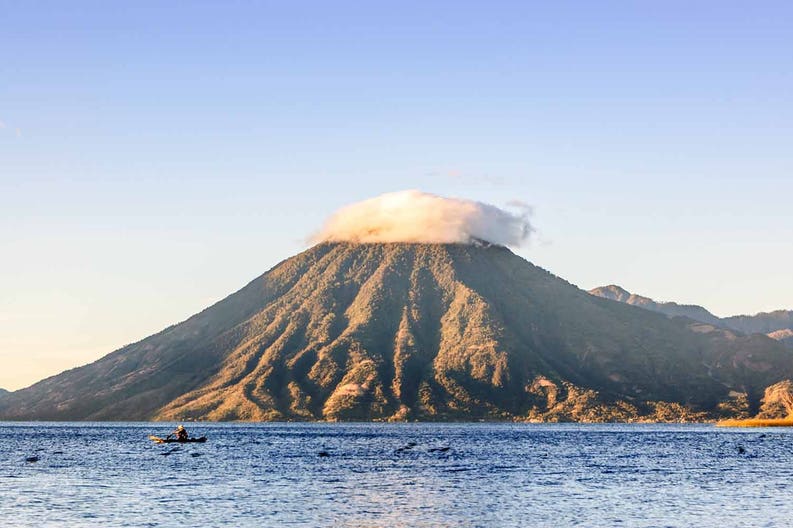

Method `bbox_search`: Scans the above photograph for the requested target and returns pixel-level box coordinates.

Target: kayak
[148,435,207,444]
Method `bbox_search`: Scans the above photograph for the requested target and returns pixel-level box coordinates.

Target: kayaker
[172,425,189,441]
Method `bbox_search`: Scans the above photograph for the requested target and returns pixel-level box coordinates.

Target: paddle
[148,432,175,443]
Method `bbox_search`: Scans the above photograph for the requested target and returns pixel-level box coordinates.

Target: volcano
[2,242,791,421]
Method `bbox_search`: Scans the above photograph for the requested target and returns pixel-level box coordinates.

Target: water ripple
[2,423,793,526]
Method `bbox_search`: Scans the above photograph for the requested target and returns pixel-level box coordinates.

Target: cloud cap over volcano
[314,190,533,247]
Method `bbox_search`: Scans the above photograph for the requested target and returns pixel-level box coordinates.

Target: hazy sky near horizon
[2,1,792,390]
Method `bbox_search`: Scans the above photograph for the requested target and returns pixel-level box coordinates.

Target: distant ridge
[589,285,793,348]
[1,243,792,422]
[723,311,793,336]
[589,285,722,326]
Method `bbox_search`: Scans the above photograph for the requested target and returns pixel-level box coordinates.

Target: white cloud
[313,190,533,247]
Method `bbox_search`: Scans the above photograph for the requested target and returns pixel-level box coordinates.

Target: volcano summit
[1,241,790,422]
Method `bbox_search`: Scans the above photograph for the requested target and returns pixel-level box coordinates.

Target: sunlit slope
[1,242,791,421]
[0,243,339,420]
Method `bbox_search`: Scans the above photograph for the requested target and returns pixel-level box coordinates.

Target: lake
[2,423,792,527]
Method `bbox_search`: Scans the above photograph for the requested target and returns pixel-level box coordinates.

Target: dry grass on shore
[716,418,793,428]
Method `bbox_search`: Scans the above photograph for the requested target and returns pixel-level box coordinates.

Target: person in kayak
[172,425,189,441]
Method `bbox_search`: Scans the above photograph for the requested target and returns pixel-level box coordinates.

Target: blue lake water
[1,422,792,527]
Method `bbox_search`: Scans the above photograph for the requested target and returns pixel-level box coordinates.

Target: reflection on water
[2,423,793,527]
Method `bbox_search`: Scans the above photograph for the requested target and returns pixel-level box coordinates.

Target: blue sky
[2,1,792,389]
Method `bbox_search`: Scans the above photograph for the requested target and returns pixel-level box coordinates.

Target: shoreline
[2,418,790,426]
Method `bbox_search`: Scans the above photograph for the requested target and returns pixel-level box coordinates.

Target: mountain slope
[768,329,793,348]
[0,244,339,420]
[589,285,793,348]
[2,243,791,422]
